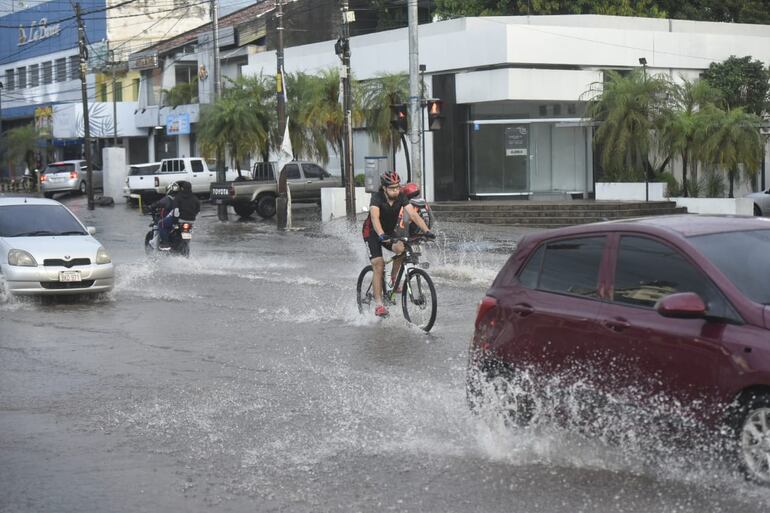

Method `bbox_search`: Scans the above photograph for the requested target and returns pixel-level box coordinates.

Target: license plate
[59,270,82,282]
[181,232,192,240]
[212,188,229,196]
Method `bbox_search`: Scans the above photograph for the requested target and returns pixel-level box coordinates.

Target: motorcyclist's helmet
[380,171,401,187]
[401,182,420,199]
[166,182,180,195]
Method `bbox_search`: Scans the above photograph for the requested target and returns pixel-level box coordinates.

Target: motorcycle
[144,209,193,257]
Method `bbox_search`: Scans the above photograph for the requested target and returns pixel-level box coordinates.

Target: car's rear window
[0,204,86,237]
[689,229,770,305]
[129,164,159,175]
[43,163,75,174]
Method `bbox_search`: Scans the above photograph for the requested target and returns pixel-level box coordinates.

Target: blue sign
[166,113,190,135]
[0,0,107,66]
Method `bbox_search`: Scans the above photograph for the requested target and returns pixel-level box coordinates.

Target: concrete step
[435,207,687,219]
[430,201,678,213]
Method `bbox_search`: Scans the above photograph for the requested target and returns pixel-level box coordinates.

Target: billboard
[0,0,107,66]
[166,113,190,135]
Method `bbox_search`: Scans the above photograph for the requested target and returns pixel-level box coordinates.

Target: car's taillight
[40,175,47,182]
[154,177,160,187]
[475,296,498,331]
[182,223,191,231]
[69,171,78,179]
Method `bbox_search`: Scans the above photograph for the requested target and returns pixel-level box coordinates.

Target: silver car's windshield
[689,228,770,304]
[0,205,87,237]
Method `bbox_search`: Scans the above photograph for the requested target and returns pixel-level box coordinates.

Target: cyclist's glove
[379,233,388,243]
[424,231,436,241]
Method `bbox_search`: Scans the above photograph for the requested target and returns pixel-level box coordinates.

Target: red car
[469,215,770,484]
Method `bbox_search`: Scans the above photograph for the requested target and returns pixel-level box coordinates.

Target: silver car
[0,198,114,296]
[40,160,103,198]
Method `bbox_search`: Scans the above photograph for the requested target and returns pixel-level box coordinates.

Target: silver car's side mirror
[87,226,96,235]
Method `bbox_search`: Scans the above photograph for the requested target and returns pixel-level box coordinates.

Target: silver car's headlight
[8,249,37,267]
[95,246,112,264]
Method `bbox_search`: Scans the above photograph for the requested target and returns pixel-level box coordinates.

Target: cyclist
[362,171,434,317]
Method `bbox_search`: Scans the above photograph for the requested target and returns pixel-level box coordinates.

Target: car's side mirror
[87,226,96,235]
[655,292,706,319]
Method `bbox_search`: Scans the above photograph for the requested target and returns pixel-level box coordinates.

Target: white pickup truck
[123,157,240,200]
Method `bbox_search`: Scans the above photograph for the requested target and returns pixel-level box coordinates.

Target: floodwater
[0,194,768,512]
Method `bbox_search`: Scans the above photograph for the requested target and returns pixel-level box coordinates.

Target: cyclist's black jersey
[362,191,409,238]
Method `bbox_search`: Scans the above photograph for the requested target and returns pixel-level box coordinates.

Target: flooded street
[1,195,768,512]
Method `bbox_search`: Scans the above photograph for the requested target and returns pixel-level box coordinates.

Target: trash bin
[364,156,388,193]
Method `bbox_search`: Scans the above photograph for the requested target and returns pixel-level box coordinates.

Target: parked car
[468,215,770,484]
[744,188,770,216]
[40,160,103,198]
[210,161,341,219]
[123,157,241,201]
[0,197,114,296]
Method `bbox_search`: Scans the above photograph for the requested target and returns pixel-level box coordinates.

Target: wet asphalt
[0,193,768,513]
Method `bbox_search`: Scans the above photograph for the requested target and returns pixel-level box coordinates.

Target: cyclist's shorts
[364,232,393,260]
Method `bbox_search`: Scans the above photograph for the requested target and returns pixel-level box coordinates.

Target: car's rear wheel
[233,203,255,218]
[467,356,536,428]
[736,393,770,485]
[256,194,276,219]
[43,192,54,199]
[755,204,763,217]
[79,181,87,194]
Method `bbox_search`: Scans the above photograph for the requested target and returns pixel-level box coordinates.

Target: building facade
[242,15,770,202]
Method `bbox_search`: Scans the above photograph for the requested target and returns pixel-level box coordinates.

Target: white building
[242,15,770,202]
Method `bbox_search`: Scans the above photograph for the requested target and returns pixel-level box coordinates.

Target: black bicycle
[356,236,438,332]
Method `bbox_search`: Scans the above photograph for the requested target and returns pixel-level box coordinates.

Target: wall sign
[504,125,528,156]
[166,113,191,135]
[18,18,61,47]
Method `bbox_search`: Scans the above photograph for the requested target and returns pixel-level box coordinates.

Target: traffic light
[427,99,444,130]
[390,104,408,133]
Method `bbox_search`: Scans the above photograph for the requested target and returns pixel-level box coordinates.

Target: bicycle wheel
[356,265,376,314]
[401,268,437,332]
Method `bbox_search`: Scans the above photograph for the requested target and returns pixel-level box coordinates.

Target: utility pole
[408,0,421,192]
[76,3,94,210]
[211,0,226,220]
[276,0,285,135]
[109,50,118,146]
[341,0,355,220]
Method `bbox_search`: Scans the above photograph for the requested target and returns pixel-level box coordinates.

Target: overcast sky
[0,0,252,19]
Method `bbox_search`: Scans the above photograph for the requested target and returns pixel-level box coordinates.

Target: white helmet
[166,182,180,195]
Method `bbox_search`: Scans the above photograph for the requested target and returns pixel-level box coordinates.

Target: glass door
[468,123,529,195]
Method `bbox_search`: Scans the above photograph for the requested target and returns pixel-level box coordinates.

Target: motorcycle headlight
[96,246,112,264]
[8,249,37,267]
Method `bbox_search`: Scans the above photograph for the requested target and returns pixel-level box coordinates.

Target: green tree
[702,55,770,115]
[359,72,409,164]
[697,106,764,197]
[197,75,273,176]
[1,125,38,185]
[659,78,724,196]
[161,80,198,107]
[435,0,665,18]
[585,69,672,181]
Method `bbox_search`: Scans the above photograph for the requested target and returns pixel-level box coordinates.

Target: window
[114,81,123,101]
[100,83,108,102]
[190,160,204,173]
[283,163,300,180]
[69,55,80,80]
[613,236,735,319]
[132,78,140,100]
[4,69,14,90]
[302,164,326,179]
[517,245,545,289]
[42,61,52,84]
[538,236,605,298]
[55,58,67,82]
[161,160,186,173]
[29,64,39,88]
[17,67,26,89]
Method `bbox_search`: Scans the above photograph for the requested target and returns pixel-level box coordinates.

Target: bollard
[276,193,288,230]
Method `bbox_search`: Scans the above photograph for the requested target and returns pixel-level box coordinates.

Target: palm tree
[197,74,273,176]
[284,71,330,164]
[359,72,409,165]
[660,78,724,196]
[1,125,38,186]
[697,107,764,198]
[585,69,672,182]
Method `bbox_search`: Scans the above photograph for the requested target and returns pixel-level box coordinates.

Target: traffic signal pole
[341,0,355,220]
[407,0,421,192]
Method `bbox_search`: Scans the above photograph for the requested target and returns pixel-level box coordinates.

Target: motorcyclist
[149,181,199,248]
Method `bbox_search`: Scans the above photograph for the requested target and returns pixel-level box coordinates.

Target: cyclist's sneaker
[375,305,389,317]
